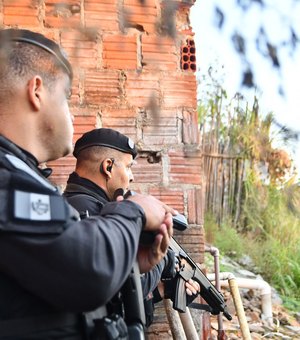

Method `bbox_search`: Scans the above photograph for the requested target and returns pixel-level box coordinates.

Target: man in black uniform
[0,28,174,339]
[64,128,200,327]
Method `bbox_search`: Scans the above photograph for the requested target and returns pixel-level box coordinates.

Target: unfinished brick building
[1,0,207,338]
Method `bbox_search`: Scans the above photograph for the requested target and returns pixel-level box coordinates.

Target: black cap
[0,28,73,79]
[73,128,137,159]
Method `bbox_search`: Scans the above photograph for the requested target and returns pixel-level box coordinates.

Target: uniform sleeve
[140,259,166,299]
[0,197,145,312]
[66,193,104,217]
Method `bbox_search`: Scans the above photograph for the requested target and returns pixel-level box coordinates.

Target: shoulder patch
[14,190,67,222]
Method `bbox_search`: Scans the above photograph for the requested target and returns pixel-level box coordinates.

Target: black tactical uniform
[64,129,176,328]
[0,135,146,339]
[64,171,168,298]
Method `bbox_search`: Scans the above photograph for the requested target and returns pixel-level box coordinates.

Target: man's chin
[62,144,74,157]
[47,145,72,162]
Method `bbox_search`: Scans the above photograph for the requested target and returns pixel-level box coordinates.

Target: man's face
[39,73,74,161]
[108,152,135,198]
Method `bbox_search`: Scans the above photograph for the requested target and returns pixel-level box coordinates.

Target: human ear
[100,158,114,178]
[27,75,43,111]
[106,158,114,172]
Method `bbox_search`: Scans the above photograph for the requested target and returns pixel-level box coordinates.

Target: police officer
[64,128,139,218]
[64,128,200,328]
[0,29,174,339]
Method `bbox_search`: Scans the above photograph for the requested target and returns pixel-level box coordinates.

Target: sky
[190,0,300,178]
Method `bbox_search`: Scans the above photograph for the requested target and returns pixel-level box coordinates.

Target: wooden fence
[201,132,245,226]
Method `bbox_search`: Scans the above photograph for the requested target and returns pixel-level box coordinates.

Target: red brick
[154,108,182,118]
[176,5,195,35]
[131,157,162,183]
[148,188,184,213]
[102,117,137,140]
[72,110,97,142]
[123,0,158,33]
[85,0,119,31]
[84,70,121,106]
[101,108,137,118]
[182,109,199,144]
[161,73,197,108]
[103,34,137,70]
[41,30,58,42]
[98,108,137,139]
[45,0,81,28]
[142,117,178,145]
[142,35,178,71]
[3,0,40,26]
[125,71,160,107]
[61,30,98,69]
[169,149,202,184]
[48,155,76,188]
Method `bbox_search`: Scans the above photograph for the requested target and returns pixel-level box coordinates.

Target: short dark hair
[1,42,60,84]
[0,29,72,101]
[75,146,126,175]
[76,145,114,163]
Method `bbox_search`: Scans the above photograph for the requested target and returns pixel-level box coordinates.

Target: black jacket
[64,172,166,299]
[0,136,145,339]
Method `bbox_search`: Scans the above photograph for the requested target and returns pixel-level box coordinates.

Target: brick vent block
[181,38,196,71]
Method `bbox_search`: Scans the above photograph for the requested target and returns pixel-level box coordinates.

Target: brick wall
[1,0,207,338]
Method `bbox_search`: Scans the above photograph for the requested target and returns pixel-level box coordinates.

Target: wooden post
[163,299,187,340]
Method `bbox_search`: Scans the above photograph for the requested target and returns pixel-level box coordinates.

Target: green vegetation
[199,74,300,311]
[241,175,300,310]
[205,180,300,311]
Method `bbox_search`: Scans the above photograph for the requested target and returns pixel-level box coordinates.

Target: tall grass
[205,176,300,311]
[241,173,300,306]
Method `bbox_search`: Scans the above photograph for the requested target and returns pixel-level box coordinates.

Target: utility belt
[84,291,145,340]
[87,313,144,340]
[86,260,146,340]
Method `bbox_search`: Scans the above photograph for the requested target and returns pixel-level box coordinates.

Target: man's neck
[0,118,44,164]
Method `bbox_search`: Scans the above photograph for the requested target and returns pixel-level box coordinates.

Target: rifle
[123,190,232,321]
[168,237,232,320]
[140,214,232,321]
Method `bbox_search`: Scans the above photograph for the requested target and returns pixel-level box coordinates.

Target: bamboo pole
[163,299,187,340]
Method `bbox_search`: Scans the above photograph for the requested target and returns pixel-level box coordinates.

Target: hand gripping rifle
[123,191,232,321]
[169,242,232,320]
[140,214,232,321]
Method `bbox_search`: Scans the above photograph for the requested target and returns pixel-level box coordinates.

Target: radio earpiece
[100,158,114,174]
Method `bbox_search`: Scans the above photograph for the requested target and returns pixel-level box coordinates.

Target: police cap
[0,28,73,79]
[73,128,137,159]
